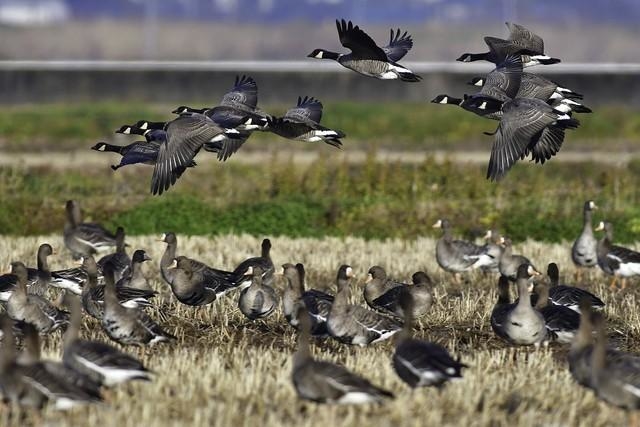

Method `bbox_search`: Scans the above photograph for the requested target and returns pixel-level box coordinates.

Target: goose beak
[432,219,442,228]
[168,259,178,269]
[595,222,605,231]
[365,273,373,284]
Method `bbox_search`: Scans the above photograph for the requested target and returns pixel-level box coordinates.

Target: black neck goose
[92,139,160,170]
[490,275,515,342]
[392,293,466,388]
[433,219,483,281]
[364,266,432,320]
[266,96,345,149]
[291,305,393,404]
[533,279,580,344]
[498,237,533,281]
[545,263,604,313]
[596,221,640,289]
[63,200,116,259]
[101,266,175,346]
[327,265,402,346]
[282,263,334,336]
[308,19,420,82]
[116,249,153,292]
[232,238,274,285]
[572,201,599,275]
[82,256,155,321]
[469,73,584,105]
[7,262,69,334]
[590,313,640,410]
[238,265,279,320]
[0,243,53,301]
[63,294,152,387]
[494,264,547,346]
[97,226,131,282]
[430,93,503,120]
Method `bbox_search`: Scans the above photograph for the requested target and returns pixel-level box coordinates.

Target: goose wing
[220,75,258,111]
[68,339,149,371]
[528,124,565,165]
[484,36,536,62]
[336,19,387,61]
[517,73,557,100]
[395,340,466,378]
[19,363,99,407]
[382,28,413,62]
[608,245,640,264]
[506,22,545,54]
[73,223,116,248]
[311,360,393,400]
[284,96,323,125]
[480,55,523,101]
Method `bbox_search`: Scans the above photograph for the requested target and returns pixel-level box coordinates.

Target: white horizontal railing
[0,60,638,74]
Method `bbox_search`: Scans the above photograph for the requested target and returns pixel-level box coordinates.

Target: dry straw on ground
[0,233,638,426]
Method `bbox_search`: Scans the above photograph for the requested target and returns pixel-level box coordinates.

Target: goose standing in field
[392,293,466,388]
[63,293,152,387]
[97,226,130,282]
[544,263,604,313]
[308,19,420,82]
[7,262,69,334]
[596,221,640,289]
[0,243,53,301]
[490,275,515,342]
[238,265,279,320]
[291,305,393,404]
[364,266,432,319]
[282,263,334,336]
[457,22,560,67]
[116,249,153,292]
[101,266,175,346]
[327,265,402,346]
[492,264,547,345]
[498,237,534,281]
[64,200,116,259]
[572,200,599,279]
[433,219,484,282]
[232,238,274,285]
[568,298,598,388]
[533,280,580,344]
[267,96,345,148]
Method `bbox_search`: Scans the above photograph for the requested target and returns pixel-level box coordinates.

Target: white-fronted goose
[0,243,53,301]
[97,226,130,282]
[232,238,274,283]
[282,263,334,336]
[470,229,503,272]
[433,219,484,282]
[165,256,235,306]
[327,265,402,346]
[63,293,152,387]
[572,201,599,278]
[533,280,580,344]
[238,265,279,320]
[364,266,432,319]
[63,200,116,259]
[490,275,515,342]
[291,305,394,404]
[568,298,597,388]
[7,262,69,334]
[309,19,420,82]
[595,221,640,289]
[498,237,534,281]
[101,266,175,346]
[392,293,466,388]
[545,263,604,313]
[116,249,153,291]
[492,264,547,345]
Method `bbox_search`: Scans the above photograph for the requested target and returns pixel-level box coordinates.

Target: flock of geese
[92,20,589,195]
[2,196,640,409]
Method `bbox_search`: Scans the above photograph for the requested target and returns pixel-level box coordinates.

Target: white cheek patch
[478,102,487,110]
[315,52,323,59]
[439,97,448,104]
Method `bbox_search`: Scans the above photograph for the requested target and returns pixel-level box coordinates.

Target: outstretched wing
[220,75,258,111]
[506,22,544,54]
[336,19,387,61]
[284,96,323,125]
[382,28,413,62]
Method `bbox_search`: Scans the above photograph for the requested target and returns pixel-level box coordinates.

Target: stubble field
[1,233,639,426]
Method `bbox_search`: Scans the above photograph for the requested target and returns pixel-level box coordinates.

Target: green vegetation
[0,102,638,151]
[2,154,640,242]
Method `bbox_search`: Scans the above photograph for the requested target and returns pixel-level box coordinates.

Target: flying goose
[92,139,160,171]
[64,200,116,259]
[0,243,54,301]
[392,293,466,388]
[266,96,345,149]
[0,315,99,410]
[433,219,484,282]
[101,266,175,346]
[457,23,560,67]
[97,226,130,282]
[238,265,279,320]
[6,262,69,334]
[149,112,242,195]
[544,263,604,313]
[291,305,394,404]
[281,263,334,336]
[327,265,402,346]
[533,280,580,344]
[116,249,153,292]
[571,200,599,278]
[308,19,420,82]
[596,221,640,289]
[364,266,432,319]
[63,293,152,387]
[498,237,534,281]
[492,264,547,345]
